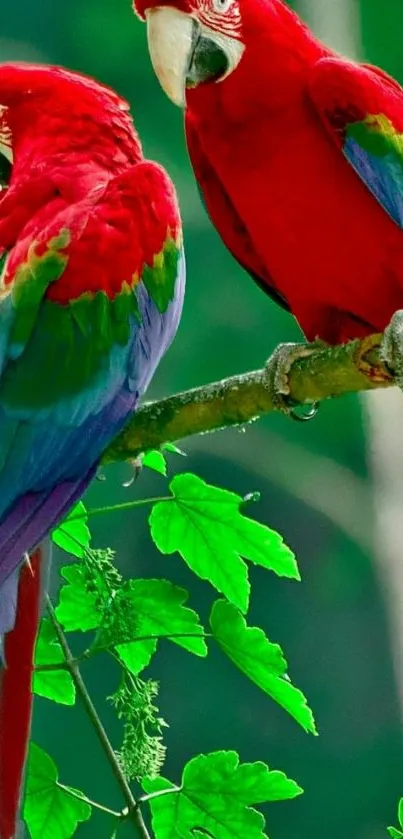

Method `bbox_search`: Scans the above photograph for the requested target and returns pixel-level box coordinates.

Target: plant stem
[35,633,211,672]
[68,497,172,521]
[57,783,121,817]
[46,597,152,839]
[139,787,181,803]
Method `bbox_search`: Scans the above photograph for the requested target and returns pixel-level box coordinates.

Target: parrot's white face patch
[194,0,242,40]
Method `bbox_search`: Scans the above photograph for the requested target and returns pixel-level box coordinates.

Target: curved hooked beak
[146,6,244,107]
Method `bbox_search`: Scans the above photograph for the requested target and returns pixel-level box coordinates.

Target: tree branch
[105,333,394,462]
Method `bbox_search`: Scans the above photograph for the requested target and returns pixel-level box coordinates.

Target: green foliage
[150,473,299,612]
[143,750,302,839]
[388,799,403,838]
[55,564,99,632]
[51,501,91,558]
[26,468,309,838]
[24,744,92,839]
[210,600,316,734]
[33,619,75,706]
[143,449,167,476]
[101,578,207,675]
[109,674,167,781]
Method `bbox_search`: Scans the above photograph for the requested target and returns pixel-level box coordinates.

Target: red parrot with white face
[133,0,403,406]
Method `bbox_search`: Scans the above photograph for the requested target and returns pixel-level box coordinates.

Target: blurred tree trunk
[298,0,359,55]
[296,0,403,711]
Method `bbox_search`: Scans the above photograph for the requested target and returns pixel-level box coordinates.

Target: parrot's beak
[146,6,244,107]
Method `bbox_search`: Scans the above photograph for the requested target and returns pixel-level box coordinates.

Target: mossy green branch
[105,333,394,463]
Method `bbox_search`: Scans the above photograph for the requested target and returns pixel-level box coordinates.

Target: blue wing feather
[309,57,403,229]
[343,123,403,227]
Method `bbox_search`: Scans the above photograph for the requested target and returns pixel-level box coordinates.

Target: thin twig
[57,783,121,818]
[67,497,171,521]
[35,632,211,672]
[46,597,152,839]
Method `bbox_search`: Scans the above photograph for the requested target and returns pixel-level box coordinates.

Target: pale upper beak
[146,6,244,107]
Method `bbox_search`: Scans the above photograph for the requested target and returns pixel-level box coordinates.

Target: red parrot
[133,0,403,404]
[0,63,184,838]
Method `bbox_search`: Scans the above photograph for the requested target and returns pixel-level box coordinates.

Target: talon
[381,310,403,386]
[354,332,390,383]
[263,341,323,419]
[122,455,143,487]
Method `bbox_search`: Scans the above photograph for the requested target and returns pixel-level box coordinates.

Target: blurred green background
[3,1,403,837]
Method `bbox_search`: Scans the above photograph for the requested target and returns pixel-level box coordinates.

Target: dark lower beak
[0,152,11,188]
[186,21,229,88]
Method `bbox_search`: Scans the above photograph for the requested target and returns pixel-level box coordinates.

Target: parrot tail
[0,550,43,839]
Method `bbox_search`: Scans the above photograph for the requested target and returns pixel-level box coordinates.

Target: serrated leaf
[210,601,316,735]
[150,474,298,613]
[51,501,90,558]
[100,579,207,675]
[33,619,75,705]
[118,637,158,676]
[143,750,302,839]
[23,743,91,839]
[143,450,167,476]
[55,564,100,632]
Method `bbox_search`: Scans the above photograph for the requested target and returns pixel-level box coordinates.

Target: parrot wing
[308,57,403,228]
[0,160,184,839]
[0,159,184,586]
[185,115,291,312]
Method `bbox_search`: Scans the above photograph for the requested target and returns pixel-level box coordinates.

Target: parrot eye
[212,0,234,13]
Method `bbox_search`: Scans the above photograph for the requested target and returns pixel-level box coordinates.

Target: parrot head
[0,63,141,168]
[133,0,321,109]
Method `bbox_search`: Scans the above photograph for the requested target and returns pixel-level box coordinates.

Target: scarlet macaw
[0,62,185,839]
[134,0,403,404]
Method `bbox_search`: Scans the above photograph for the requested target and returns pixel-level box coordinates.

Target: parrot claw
[263,341,322,421]
[122,455,143,488]
[381,310,403,387]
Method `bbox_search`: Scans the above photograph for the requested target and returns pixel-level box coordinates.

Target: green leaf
[398,799,403,828]
[162,442,186,456]
[117,636,158,676]
[23,743,91,839]
[150,473,299,613]
[55,564,100,632]
[210,600,316,735]
[143,750,302,839]
[99,579,207,675]
[33,619,75,706]
[51,501,90,558]
[143,450,167,476]
[388,829,403,838]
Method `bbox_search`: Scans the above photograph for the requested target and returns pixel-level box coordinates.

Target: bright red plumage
[138,0,403,345]
[0,551,42,839]
[185,68,403,343]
